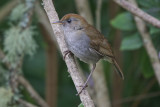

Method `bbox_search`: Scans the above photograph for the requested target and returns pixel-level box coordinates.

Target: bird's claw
[63,50,72,60]
[76,84,88,96]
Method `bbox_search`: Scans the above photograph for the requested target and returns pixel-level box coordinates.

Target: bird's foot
[63,50,73,60]
[76,84,88,96]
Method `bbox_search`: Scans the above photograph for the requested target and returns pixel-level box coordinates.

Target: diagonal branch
[0,49,49,107]
[113,0,160,28]
[74,0,111,106]
[128,0,160,84]
[18,76,49,107]
[18,99,38,107]
[0,48,50,107]
[42,0,95,106]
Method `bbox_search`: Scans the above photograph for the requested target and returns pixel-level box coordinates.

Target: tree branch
[18,99,38,107]
[18,76,49,107]
[128,0,160,84]
[42,0,95,106]
[74,0,111,106]
[74,0,97,104]
[113,91,160,105]
[113,0,160,28]
[0,48,50,107]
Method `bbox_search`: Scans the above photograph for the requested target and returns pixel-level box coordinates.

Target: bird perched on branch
[53,13,124,94]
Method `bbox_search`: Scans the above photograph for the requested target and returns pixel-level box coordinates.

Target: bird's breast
[63,30,101,64]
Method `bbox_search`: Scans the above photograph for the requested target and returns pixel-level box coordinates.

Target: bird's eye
[67,19,72,23]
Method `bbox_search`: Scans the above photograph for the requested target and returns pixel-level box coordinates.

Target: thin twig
[1,1,50,107]
[113,91,160,105]
[74,0,111,106]
[18,76,49,107]
[42,0,95,106]
[128,0,160,84]
[113,0,160,28]
[131,78,156,107]
[8,0,36,95]
[74,0,98,104]
[18,99,38,107]
[0,49,50,107]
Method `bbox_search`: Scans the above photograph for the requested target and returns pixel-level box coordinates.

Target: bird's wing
[85,25,124,79]
[85,25,114,58]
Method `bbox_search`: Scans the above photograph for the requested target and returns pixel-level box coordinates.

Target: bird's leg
[77,64,96,95]
[63,50,73,60]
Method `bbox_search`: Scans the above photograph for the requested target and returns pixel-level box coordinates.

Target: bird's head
[53,14,89,31]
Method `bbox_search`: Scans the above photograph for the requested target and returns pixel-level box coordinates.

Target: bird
[53,13,124,94]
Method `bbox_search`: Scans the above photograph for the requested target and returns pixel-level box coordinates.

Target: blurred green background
[0,0,160,107]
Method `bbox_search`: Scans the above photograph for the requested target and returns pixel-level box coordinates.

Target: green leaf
[141,61,154,78]
[78,103,84,107]
[9,4,28,21]
[0,87,13,107]
[3,26,37,68]
[149,26,160,34]
[110,12,136,31]
[120,33,143,50]
[140,49,154,78]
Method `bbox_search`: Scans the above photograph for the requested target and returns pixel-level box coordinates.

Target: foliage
[111,12,136,31]
[149,26,160,34]
[3,26,37,68]
[2,1,37,68]
[0,66,9,86]
[0,1,37,106]
[140,50,154,78]
[78,103,84,107]
[120,33,143,50]
[9,4,28,22]
[0,87,13,107]
[0,0,160,107]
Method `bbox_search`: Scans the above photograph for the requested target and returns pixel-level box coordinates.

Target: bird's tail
[113,59,124,80]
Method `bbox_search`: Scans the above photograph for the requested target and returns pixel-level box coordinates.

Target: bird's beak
[52,21,63,24]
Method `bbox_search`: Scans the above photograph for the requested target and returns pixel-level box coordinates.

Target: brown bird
[53,13,124,94]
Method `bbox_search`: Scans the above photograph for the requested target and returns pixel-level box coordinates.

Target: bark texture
[42,0,95,106]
